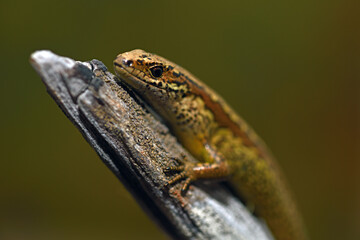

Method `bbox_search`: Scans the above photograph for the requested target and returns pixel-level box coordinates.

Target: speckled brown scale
[114,49,308,240]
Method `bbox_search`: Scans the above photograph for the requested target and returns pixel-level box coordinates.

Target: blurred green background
[1,0,359,239]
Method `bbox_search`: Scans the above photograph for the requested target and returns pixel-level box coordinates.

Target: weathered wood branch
[30,50,273,240]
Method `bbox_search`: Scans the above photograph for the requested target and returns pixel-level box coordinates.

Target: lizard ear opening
[150,66,163,78]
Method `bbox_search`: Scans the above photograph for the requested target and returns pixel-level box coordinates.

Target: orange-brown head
[113,49,198,122]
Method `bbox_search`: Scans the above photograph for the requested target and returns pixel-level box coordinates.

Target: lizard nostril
[123,59,133,67]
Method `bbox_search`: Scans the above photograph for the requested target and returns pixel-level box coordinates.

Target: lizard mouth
[113,61,149,89]
[114,61,165,91]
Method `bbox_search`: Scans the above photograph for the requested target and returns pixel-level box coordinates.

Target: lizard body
[114,49,307,240]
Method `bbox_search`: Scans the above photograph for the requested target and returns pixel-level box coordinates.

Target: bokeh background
[1,0,359,239]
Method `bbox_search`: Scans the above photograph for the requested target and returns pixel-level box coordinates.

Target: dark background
[1,1,359,239]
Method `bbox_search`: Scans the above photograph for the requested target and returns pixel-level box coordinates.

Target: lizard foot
[164,156,197,194]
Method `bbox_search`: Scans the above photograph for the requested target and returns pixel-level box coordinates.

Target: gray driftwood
[30,50,273,240]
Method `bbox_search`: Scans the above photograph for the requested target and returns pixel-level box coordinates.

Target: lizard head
[114,49,196,121]
[114,49,192,96]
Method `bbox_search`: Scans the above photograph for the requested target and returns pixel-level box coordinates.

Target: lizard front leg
[165,144,231,193]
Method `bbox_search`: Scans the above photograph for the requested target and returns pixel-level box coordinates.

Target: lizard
[113,49,308,240]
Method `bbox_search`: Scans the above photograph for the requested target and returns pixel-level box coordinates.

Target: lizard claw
[167,171,187,185]
[164,161,197,194]
[181,177,193,193]
[164,165,185,173]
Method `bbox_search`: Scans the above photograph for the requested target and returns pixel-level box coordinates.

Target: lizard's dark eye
[150,66,163,78]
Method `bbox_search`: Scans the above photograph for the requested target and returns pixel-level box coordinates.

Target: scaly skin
[114,49,307,240]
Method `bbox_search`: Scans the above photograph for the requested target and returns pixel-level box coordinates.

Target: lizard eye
[150,66,163,78]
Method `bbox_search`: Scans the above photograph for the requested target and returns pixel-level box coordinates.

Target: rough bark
[30,50,273,240]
